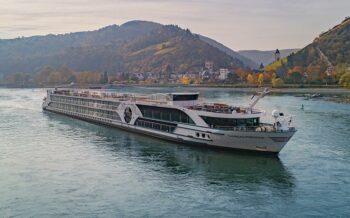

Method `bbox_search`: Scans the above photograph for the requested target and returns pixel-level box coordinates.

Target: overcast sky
[0,0,349,50]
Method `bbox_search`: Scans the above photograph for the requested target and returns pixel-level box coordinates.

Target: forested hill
[0,21,247,75]
[0,21,161,73]
[286,17,350,68]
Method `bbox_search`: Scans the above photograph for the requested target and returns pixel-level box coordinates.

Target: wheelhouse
[170,93,199,101]
[168,93,199,107]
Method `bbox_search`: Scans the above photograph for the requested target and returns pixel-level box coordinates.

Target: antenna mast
[249,88,270,112]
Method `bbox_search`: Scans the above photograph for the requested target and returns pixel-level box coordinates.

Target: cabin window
[144,109,152,118]
[161,111,171,121]
[153,110,161,120]
[135,118,176,133]
[137,105,195,125]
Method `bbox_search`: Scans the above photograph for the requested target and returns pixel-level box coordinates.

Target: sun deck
[51,89,169,104]
[187,103,264,115]
[50,89,258,115]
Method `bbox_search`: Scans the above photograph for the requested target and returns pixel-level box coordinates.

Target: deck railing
[213,124,296,132]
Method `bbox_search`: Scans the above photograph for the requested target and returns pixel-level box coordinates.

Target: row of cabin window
[201,116,260,128]
[51,95,120,107]
[137,105,195,125]
[54,107,114,124]
[51,103,121,120]
[135,119,176,132]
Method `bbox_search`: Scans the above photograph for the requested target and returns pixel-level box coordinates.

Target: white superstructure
[42,88,296,153]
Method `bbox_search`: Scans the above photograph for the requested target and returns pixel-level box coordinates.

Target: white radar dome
[272,110,280,118]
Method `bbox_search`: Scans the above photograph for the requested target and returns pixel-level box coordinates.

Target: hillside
[199,35,258,69]
[286,17,350,68]
[0,21,246,75]
[0,21,161,74]
[238,49,299,66]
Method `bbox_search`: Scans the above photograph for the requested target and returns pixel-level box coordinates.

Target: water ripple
[0,88,350,217]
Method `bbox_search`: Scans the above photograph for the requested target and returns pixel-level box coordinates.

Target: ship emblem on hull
[124,107,133,123]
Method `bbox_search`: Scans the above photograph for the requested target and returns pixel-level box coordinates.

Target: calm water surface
[1,87,350,217]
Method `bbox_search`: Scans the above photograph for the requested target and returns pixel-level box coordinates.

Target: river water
[0,87,350,217]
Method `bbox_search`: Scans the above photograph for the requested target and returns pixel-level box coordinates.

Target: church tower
[275,49,281,61]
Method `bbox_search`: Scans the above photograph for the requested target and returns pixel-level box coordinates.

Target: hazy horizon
[1,0,349,50]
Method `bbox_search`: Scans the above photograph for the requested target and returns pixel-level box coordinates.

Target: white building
[219,68,229,80]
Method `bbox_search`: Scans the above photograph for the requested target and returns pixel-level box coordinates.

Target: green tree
[289,72,303,83]
[339,70,350,88]
[227,72,239,83]
[335,63,348,80]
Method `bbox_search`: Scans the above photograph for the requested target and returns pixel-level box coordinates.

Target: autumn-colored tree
[35,66,54,85]
[59,65,76,83]
[193,77,202,84]
[236,68,247,82]
[306,65,322,82]
[246,74,255,84]
[180,76,190,85]
[47,71,61,84]
[288,66,304,76]
[263,71,275,83]
[272,77,284,88]
[257,73,264,87]
[287,66,304,83]
[4,72,31,85]
[76,71,101,84]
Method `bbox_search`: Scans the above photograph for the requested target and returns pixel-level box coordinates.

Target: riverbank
[128,84,350,95]
[1,83,350,95]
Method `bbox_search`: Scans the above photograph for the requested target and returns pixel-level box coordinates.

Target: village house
[200,70,211,80]
[205,60,214,72]
[219,68,229,80]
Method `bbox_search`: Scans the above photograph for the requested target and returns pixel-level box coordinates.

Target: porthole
[196,133,200,137]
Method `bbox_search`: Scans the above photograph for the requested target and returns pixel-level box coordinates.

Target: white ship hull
[43,102,295,154]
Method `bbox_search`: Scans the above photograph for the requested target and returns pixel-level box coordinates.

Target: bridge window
[201,116,259,129]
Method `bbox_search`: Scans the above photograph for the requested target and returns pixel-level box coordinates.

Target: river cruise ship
[42,88,296,153]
